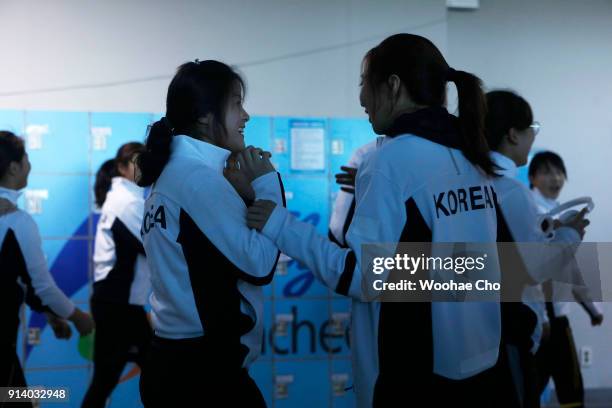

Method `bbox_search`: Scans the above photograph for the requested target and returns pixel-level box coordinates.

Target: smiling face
[530,163,566,199]
[220,81,250,153]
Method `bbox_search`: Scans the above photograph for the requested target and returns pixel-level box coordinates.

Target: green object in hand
[78,331,95,361]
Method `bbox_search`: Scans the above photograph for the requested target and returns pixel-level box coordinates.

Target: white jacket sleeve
[572,280,601,318]
[497,180,580,284]
[14,213,75,318]
[328,144,369,246]
[261,168,406,300]
[181,169,284,286]
[252,172,286,205]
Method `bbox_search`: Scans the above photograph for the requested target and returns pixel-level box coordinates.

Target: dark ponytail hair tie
[446,67,458,82]
[161,116,175,133]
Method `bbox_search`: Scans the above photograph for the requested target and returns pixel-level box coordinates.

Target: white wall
[447,0,612,389]
[0,0,447,117]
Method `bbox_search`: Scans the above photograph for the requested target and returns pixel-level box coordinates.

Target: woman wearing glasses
[484,90,589,408]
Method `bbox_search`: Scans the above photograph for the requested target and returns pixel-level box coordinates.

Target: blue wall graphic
[1,110,380,407]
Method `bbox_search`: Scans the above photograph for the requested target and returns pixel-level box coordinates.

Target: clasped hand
[224,146,275,202]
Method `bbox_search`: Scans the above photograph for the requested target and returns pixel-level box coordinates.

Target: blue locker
[0,109,24,135]
[328,298,352,358]
[19,174,90,238]
[274,176,330,299]
[42,239,90,303]
[250,361,274,407]
[247,116,274,298]
[90,112,154,175]
[271,299,332,360]
[1,110,382,408]
[271,117,327,175]
[328,118,376,180]
[244,116,272,152]
[24,302,92,369]
[271,118,291,174]
[24,111,89,174]
[274,360,330,407]
[331,358,356,408]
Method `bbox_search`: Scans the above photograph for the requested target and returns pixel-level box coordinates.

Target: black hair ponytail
[94,158,118,207]
[365,34,496,176]
[96,142,145,205]
[450,70,496,176]
[136,118,174,187]
[136,60,245,187]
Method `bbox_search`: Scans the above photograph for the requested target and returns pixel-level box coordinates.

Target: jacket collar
[111,177,143,198]
[0,186,21,205]
[490,151,518,179]
[171,135,230,173]
[531,187,559,211]
[384,106,461,149]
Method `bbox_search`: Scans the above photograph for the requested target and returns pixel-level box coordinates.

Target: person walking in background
[82,142,152,408]
[529,151,603,408]
[484,91,590,407]
[0,130,94,407]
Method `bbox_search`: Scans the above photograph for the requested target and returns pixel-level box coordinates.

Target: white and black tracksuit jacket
[490,152,583,353]
[328,140,378,247]
[0,187,75,346]
[93,177,150,306]
[530,187,600,321]
[259,108,502,407]
[141,135,285,368]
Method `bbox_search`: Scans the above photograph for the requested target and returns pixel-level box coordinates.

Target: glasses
[530,121,541,136]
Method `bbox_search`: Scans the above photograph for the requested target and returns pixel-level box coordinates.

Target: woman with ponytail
[137,60,285,407]
[244,34,502,407]
[83,141,152,408]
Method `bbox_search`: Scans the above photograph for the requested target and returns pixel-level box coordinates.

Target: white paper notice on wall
[25,124,50,150]
[25,189,49,215]
[331,139,344,155]
[91,127,112,151]
[290,120,325,171]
